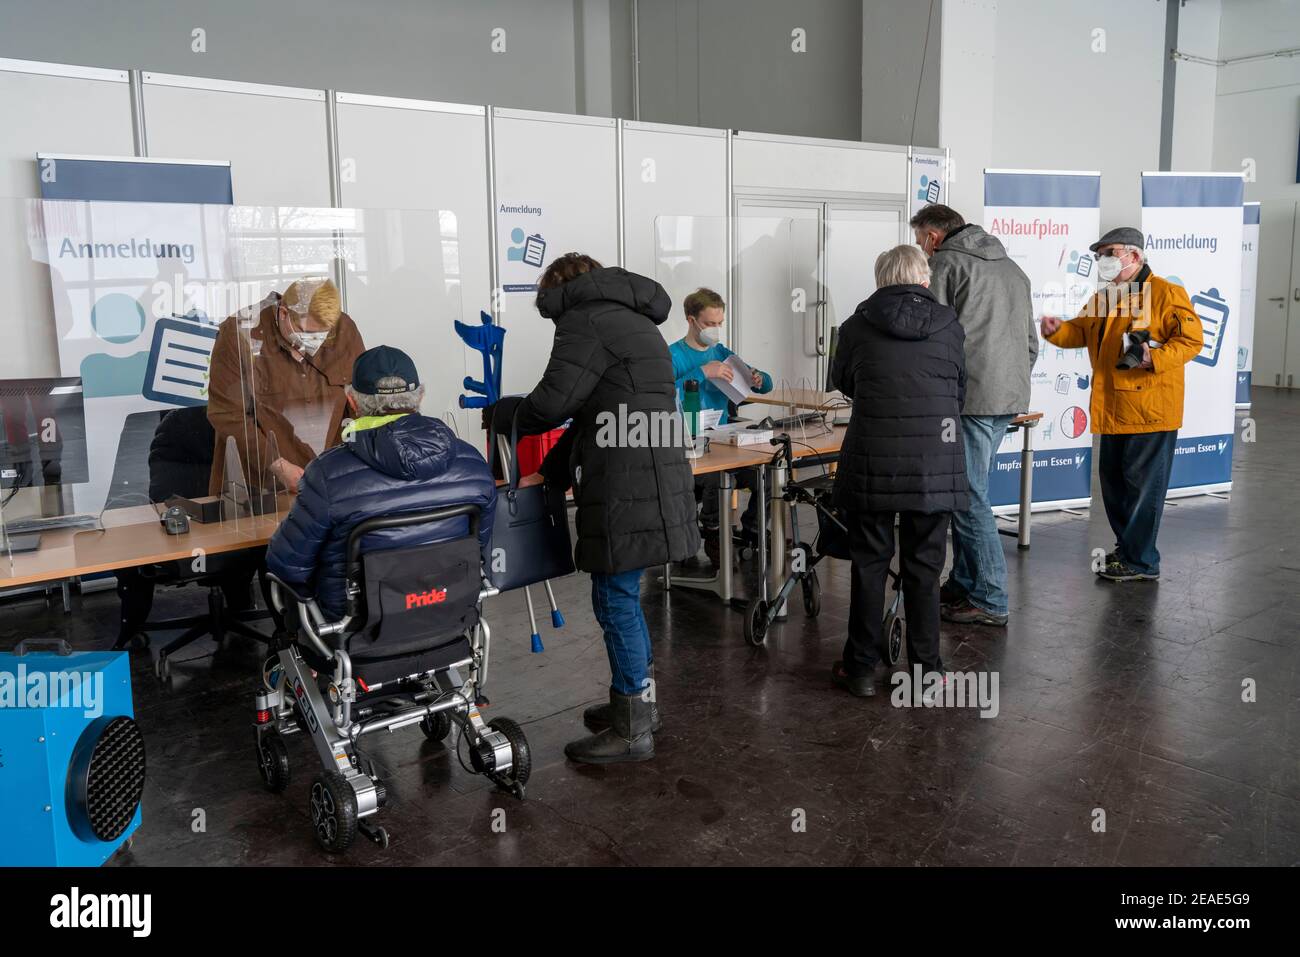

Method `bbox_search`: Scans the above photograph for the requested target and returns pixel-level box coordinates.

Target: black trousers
[842,510,949,677]
[696,469,764,535]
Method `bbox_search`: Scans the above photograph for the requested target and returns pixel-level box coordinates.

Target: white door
[1256,201,1295,389]
[734,201,822,391]
[824,204,907,344]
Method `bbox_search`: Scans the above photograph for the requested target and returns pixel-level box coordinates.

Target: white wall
[1210,0,1300,203]
[939,0,1168,229]
[1171,0,1222,172]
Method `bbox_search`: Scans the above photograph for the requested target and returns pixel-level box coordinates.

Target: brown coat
[206,293,366,494]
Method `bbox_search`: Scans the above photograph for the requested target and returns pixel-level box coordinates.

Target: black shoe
[1097,559,1159,582]
[565,691,655,765]
[702,526,721,568]
[939,579,968,607]
[584,667,662,733]
[831,661,876,697]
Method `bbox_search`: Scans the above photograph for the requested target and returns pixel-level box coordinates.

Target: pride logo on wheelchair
[405,586,449,610]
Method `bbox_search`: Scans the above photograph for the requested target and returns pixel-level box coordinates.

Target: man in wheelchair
[255,345,531,853]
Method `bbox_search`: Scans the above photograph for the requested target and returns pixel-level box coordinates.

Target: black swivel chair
[111,405,274,679]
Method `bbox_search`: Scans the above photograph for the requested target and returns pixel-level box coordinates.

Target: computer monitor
[0,377,90,490]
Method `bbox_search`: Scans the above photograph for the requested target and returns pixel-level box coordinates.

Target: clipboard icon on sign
[925,180,941,203]
[522,233,547,268]
[142,316,219,407]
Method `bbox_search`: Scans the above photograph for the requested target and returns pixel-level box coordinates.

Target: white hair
[346,378,424,417]
[875,244,931,288]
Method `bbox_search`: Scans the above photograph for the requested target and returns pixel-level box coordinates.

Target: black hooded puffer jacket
[829,283,971,515]
[497,267,700,574]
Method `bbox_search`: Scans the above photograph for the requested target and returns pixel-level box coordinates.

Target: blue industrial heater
[0,641,145,866]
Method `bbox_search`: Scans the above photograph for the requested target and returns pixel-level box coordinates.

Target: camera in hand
[1116,328,1151,370]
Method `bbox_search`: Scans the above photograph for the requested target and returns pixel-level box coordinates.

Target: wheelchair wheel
[882,614,904,666]
[488,717,532,788]
[744,597,770,647]
[310,771,358,854]
[257,733,291,793]
[420,710,452,742]
[801,571,821,618]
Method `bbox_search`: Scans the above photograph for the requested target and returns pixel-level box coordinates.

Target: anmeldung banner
[910,150,948,218]
[1237,202,1260,408]
[984,169,1100,510]
[1140,172,1245,495]
[37,155,233,512]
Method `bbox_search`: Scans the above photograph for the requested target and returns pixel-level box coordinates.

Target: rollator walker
[744,434,905,667]
[254,503,530,853]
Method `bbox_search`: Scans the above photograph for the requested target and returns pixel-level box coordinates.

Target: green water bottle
[683,378,701,437]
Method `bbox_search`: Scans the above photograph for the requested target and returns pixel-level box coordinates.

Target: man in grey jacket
[911,204,1037,627]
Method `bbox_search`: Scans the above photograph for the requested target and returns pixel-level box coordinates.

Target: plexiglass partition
[0,198,466,578]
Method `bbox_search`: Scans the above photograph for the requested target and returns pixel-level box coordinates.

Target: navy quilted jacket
[266,414,496,619]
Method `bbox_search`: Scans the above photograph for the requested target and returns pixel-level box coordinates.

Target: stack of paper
[707,421,773,446]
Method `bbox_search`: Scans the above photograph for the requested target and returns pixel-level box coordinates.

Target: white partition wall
[142,74,331,207]
[490,108,618,395]
[731,132,910,389]
[0,60,137,382]
[335,93,491,433]
[621,121,728,346]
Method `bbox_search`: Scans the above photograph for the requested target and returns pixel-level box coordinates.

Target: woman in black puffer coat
[491,254,699,765]
[827,244,969,698]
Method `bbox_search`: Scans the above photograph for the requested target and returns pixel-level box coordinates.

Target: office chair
[110,405,274,679]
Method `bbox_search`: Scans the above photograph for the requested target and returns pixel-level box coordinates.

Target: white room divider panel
[335,93,492,435]
[620,120,728,346]
[731,131,909,198]
[490,107,618,396]
[0,59,137,381]
[141,73,331,207]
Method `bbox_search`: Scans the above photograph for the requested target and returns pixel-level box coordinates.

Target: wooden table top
[1,503,287,590]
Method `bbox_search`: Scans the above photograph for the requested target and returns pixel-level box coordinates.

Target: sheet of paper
[698,407,724,432]
[708,354,754,406]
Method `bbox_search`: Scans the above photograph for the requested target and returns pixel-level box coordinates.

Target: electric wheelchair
[254,504,530,854]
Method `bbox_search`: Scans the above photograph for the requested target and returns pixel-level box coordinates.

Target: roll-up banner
[984,169,1100,511]
[1237,202,1260,408]
[1140,172,1245,496]
[36,154,233,512]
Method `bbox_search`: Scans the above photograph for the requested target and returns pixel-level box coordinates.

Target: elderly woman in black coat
[828,244,969,697]
[491,253,699,764]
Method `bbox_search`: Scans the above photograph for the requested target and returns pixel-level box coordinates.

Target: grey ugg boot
[565,691,655,765]
[583,666,661,733]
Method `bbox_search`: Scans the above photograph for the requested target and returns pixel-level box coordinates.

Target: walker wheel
[744,597,770,646]
[310,771,358,853]
[257,732,291,793]
[801,570,821,618]
[420,710,452,742]
[883,615,905,666]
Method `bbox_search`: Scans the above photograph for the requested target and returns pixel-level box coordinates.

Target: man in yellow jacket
[1040,227,1203,582]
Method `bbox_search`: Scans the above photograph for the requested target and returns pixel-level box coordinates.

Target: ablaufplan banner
[984,169,1100,510]
[1237,203,1260,408]
[1140,172,1245,495]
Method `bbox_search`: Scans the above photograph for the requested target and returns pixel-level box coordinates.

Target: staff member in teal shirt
[669,287,773,567]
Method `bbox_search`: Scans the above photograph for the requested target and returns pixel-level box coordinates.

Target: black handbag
[487,406,575,591]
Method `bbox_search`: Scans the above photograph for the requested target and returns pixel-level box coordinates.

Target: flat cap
[1089,227,1144,254]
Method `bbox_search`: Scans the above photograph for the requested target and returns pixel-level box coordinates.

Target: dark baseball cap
[1089,226,1144,254]
[352,345,420,395]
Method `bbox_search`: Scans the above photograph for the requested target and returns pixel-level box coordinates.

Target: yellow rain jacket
[1045,265,1203,435]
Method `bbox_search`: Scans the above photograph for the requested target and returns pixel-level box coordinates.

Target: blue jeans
[1098,431,1177,576]
[949,414,1014,616]
[590,569,652,696]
